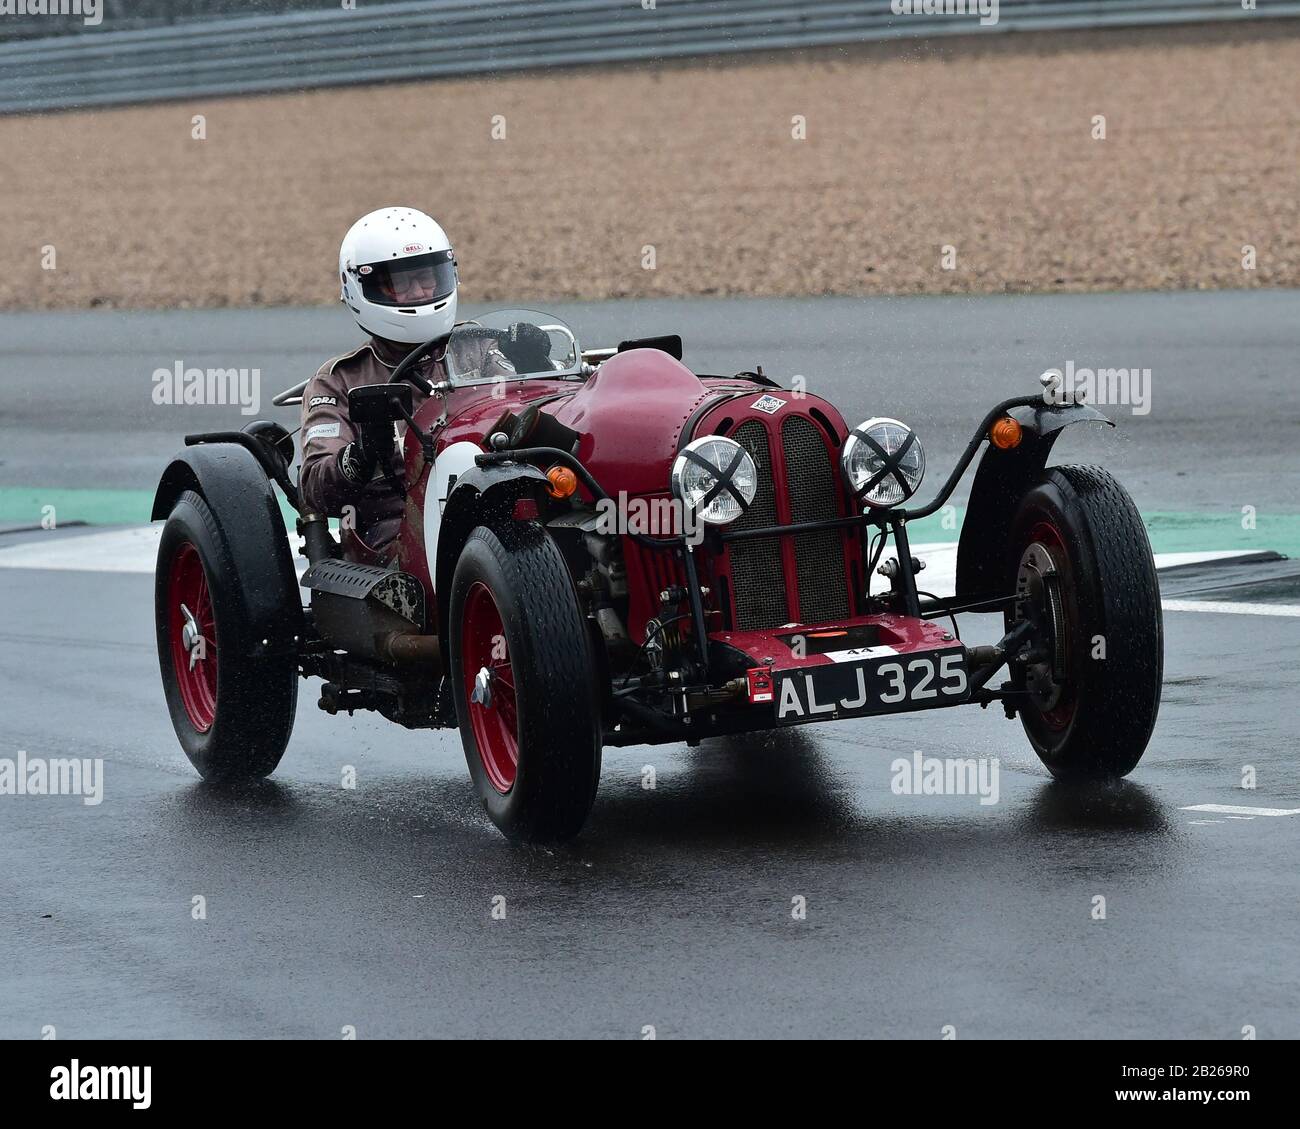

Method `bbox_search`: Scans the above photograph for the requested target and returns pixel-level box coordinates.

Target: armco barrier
[1,0,1297,114]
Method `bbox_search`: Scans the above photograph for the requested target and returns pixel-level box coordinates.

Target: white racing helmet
[339,207,458,345]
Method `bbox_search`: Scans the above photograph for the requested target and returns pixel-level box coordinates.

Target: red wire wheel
[155,489,298,782]
[460,580,519,793]
[447,522,602,842]
[166,541,218,733]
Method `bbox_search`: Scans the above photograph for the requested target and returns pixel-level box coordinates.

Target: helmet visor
[357,251,457,308]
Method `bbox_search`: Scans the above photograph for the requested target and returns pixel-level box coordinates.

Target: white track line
[1180,804,1300,817]
[1160,599,1300,618]
[1154,550,1276,568]
[0,528,1291,619]
[0,525,163,574]
[0,524,310,578]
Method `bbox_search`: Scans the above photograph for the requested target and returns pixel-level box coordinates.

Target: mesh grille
[783,416,851,625]
[728,421,789,629]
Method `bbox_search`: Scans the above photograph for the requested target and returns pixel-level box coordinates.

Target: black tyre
[448,521,601,843]
[155,489,297,781]
[1005,465,1162,779]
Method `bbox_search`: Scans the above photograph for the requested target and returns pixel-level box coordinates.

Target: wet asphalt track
[1,292,1298,1039]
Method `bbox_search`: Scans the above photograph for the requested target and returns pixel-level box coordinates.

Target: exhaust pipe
[298,512,337,563]
[377,632,442,668]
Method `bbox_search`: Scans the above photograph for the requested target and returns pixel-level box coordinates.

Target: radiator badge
[750,394,786,415]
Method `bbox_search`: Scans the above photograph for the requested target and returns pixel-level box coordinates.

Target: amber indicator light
[546,465,579,498]
[989,416,1023,450]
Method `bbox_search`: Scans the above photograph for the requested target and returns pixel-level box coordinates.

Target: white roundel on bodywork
[425,441,485,581]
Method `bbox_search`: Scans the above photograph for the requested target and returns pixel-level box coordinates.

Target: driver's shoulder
[313,342,385,385]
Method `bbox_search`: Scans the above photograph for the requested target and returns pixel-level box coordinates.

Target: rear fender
[153,442,303,656]
[954,403,1112,600]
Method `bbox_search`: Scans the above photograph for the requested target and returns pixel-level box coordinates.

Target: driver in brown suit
[300,207,546,564]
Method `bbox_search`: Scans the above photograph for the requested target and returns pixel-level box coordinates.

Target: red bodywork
[392,346,927,709]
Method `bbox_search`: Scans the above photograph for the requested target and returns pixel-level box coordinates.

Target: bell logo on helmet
[403,243,425,254]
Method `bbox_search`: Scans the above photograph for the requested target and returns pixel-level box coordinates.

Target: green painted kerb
[906,508,1299,556]
[0,487,298,529]
[0,488,1296,557]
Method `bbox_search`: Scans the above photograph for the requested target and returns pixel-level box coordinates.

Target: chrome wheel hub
[471,666,493,708]
[179,602,204,671]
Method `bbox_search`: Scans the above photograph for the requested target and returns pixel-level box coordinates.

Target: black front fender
[954,402,1113,600]
[1005,400,1112,438]
[152,442,303,656]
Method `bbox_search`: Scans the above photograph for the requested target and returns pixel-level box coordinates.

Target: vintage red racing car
[152,309,1163,842]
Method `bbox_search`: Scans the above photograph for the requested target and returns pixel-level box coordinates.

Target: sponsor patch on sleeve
[305,422,341,442]
[308,395,337,408]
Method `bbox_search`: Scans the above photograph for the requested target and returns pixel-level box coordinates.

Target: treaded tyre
[155,489,297,781]
[449,521,602,843]
[1006,464,1163,780]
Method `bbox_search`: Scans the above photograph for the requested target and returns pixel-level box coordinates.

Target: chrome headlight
[842,417,925,507]
[670,436,758,525]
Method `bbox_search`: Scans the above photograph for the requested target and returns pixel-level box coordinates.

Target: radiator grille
[724,414,849,629]
[728,421,789,629]
[783,416,851,625]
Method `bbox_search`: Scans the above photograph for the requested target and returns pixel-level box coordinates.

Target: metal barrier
[2,0,1297,114]
[0,1,337,41]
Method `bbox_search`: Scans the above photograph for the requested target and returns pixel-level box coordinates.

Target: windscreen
[445,309,582,383]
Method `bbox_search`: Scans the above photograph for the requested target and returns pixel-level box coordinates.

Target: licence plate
[774,648,969,724]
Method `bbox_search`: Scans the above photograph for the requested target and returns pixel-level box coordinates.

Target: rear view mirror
[347,383,413,425]
[617,334,683,361]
